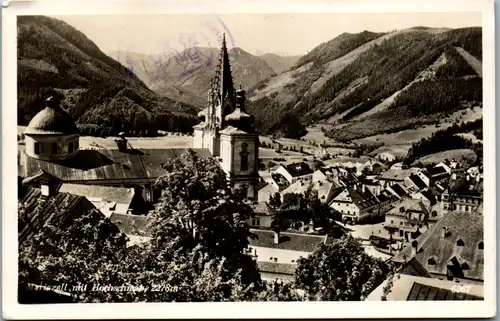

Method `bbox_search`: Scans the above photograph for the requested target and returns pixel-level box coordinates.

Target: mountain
[246,27,482,141]
[109,47,277,108]
[17,16,198,135]
[258,53,301,74]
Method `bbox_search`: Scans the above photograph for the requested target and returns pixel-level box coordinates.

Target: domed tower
[24,96,79,161]
[220,85,260,201]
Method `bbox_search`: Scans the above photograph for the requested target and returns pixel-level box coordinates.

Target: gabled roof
[393,210,484,281]
[408,174,427,190]
[250,203,273,216]
[249,229,327,252]
[379,169,413,181]
[19,148,211,182]
[386,198,430,217]
[389,183,408,198]
[19,187,97,244]
[59,184,135,205]
[284,162,314,177]
[346,186,379,209]
[366,274,484,301]
[427,166,449,176]
[257,261,296,276]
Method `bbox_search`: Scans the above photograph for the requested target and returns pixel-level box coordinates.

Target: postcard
[2,0,496,319]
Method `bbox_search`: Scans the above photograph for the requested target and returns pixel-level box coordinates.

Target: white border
[2,0,496,319]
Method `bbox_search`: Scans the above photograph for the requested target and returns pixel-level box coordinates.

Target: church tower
[193,34,259,201]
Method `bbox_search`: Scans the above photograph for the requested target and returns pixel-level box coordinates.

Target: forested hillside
[247,27,482,140]
[18,16,198,135]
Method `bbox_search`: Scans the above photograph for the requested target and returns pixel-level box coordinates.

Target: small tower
[220,85,260,201]
[24,96,80,161]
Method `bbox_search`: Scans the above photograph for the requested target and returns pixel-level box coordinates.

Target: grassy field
[416,149,477,166]
[369,145,411,158]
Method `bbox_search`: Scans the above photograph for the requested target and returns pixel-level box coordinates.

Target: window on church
[51,142,58,154]
[68,141,74,154]
[240,142,249,171]
[34,142,41,155]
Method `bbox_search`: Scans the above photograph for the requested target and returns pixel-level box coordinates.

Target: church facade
[193,34,260,201]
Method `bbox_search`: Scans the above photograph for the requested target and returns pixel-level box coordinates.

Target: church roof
[18,148,212,182]
[25,97,78,135]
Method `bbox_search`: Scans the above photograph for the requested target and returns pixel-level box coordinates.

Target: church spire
[217,33,235,106]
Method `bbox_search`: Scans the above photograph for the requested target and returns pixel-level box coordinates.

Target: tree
[269,192,282,210]
[294,236,392,301]
[18,208,129,303]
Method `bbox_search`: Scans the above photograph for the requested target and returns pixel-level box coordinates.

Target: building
[248,203,274,228]
[18,185,100,244]
[384,198,435,239]
[248,229,328,280]
[280,180,339,204]
[329,184,382,223]
[257,183,279,203]
[378,168,415,188]
[273,162,314,184]
[19,35,261,205]
[441,175,483,212]
[193,34,259,201]
[392,209,484,283]
[404,174,428,193]
[386,182,409,199]
[58,183,135,217]
[376,152,396,163]
[366,274,484,301]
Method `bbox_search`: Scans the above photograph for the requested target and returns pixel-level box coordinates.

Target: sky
[54,12,482,56]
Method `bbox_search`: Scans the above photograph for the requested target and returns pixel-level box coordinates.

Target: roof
[427,166,449,176]
[347,186,379,209]
[58,184,135,205]
[447,178,483,197]
[25,99,78,135]
[366,274,484,301]
[257,261,296,275]
[18,187,97,244]
[390,183,408,198]
[386,198,430,217]
[271,173,290,190]
[250,203,273,216]
[284,162,314,177]
[281,180,336,202]
[108,213,152,237]
[408,174,427,190]
[249,229,327,252]
[18,148,211,182]
[379,169,413,181]
[393,210,484,281]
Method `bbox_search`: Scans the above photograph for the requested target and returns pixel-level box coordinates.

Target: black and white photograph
[2,0,496,319]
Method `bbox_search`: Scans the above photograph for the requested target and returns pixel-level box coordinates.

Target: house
[441,175,483,212]
[248,203,274,228]
[366,274,484,301]
[392,209,484,282]
[329,184,382,223]
[58,183,135,217]
[273,162,314,184]
[378,168,414,188]
[404,174,428,192]
[436,161,452,174]
[466,166,481,178]
[257,183,279,203]
[358,177,382,196]
[426,166,450,182]
[248,229,328,280]
[411,188,439,205]
[18,186,100,244]
[376,152,396,163]
[363,159,387,175]
[384,198,434,240]
[386,182,409,199]
[280,180,338,204]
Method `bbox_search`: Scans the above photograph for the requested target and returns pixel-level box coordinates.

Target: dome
[25,97,78,135]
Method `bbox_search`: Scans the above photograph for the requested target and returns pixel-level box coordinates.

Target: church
[18,34,260,206]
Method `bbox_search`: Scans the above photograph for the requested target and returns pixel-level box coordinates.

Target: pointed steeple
[216,33,235,107]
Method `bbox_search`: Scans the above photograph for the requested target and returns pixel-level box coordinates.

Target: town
[16,22,485,303]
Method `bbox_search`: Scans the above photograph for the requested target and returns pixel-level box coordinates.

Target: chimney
[442,227,448,238]
[353,184,357,191]
[476,175,480,183]
[274,230,280,244]
[451,173,457,180]
[115,136,128,152]
[362,184,366,193]
[466,175,470,181]
[411,240,418,258]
